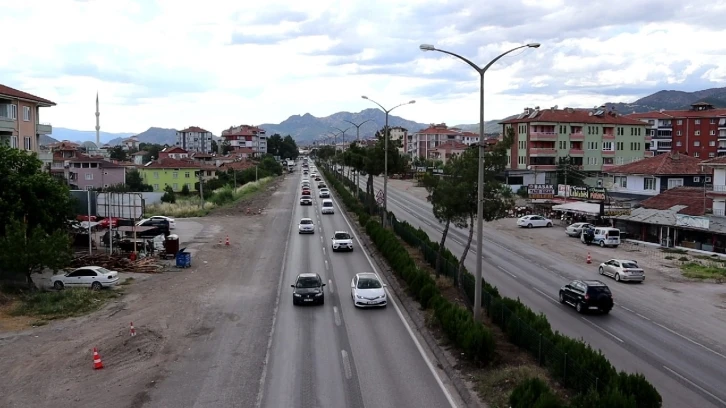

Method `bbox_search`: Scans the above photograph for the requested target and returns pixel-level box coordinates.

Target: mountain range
[44,87,726,146]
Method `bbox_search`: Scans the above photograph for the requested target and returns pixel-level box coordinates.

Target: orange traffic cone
[225,235,230,246]
[218,237,222,245]
[586,252,592,264]
[92,347,104,369]
[130,322,136,337]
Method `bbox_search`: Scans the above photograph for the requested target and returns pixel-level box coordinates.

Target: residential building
[176,126,214,154]
[221,125,267,155]
[407,123,478,159]
[158,146,190,160]
[65,155,127,190]
[628,103,726,159]
[605,152,709,202]
[132,151,147,165]
[428,140,469,165]
[500,105,650,183]
[121,136,140,151]
[387,126,408,154]
[0,84,55,153]
[702,156,726,217]
[47,141,81,178]
[624,111,671,155]
[139,157,217,192]
[229,147,255,159]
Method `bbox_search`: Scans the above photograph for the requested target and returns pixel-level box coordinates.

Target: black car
[292,273,326,305]
[559,279,613,314]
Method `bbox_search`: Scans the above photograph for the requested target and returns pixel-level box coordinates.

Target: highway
[258,170,461,408]
[356,173,726,408]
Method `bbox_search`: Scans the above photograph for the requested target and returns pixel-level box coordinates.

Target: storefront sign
[557,184,570,197]
[528,184,555,199]
[569,186,589,199]
[588,187,607,201]
[605,208,631,217]
[675,214,710,230]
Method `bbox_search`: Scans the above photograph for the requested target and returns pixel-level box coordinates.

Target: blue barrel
[175,247,191,268]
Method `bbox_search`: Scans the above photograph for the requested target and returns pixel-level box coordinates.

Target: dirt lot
[0,178,283,408]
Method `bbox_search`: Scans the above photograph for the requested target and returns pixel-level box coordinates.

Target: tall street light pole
[326,132,340,172]
[344,119,375,191]
[361,96,415,227]
[419,42,540,320]
[332,126,351,180]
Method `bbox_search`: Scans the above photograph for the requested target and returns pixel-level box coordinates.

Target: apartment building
[65,155,126,190]
[176,126,214,154]
[501,106,650,181]
[221,124,267,155]
[625,111,673,155]
[387,126,408,155]
[139,158,217,192]
[406,123,478,159]
[0,84,55,153]
[428,140,469,165]
[627,102,726,160]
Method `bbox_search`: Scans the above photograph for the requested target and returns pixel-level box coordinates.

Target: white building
[406,123,479,159]
[220,124,267,155]
[625,110,672,155]
[176,126,214,154]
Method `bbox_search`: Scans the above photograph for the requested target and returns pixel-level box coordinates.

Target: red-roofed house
[0,84,55,153]
[701,156,726,217]
[605,152,710,198]
[65,155,127,190]
[158,146,190,160]
[121,136,140,151]
[176,126,214,154]
[407,123,479,159]
[221,124,267,155]
[428,140,469,165]
[639,187,712,216]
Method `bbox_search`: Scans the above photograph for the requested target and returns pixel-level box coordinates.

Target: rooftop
[144,157,203,169]
[701,156,726,167]
[639,186,710,216]
[179,126,210,133]
[500,107,647,126]
[606,152,707,175]
[0,84,56,106]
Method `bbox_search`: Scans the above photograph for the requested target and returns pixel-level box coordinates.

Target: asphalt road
[258,171,461,408]
[358,173,726,408]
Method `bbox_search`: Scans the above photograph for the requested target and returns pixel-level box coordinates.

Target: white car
[298,218,315,234]
[351,273,387,307]
[150,215,176,229]
[51,266,119,290]
[566,222,593,237]
[321,199,334,214]
[331,231,354,252]
[517,215,553,228]
[302,179,310,185]
[599,259,645,283]
[319,188,330,198]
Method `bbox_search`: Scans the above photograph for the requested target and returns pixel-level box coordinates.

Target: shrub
[161,186,176,203]
[418,283,437,308]
[509,378,564,408]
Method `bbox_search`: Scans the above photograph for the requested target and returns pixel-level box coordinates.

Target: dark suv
[559,280,613,314]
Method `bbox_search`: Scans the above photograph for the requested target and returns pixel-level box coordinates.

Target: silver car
[598,259,645,283]
[566,222,594,237]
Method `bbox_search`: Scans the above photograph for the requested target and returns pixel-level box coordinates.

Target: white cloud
[1,0,725,135]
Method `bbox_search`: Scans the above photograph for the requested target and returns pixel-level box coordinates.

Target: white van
[582,227,621,248]
[321,199,334,214]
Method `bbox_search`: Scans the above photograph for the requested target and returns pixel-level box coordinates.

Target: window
[173,183,178,190]
[587,141,598,150]
[694,141,701,147]
[85,186,93,191]
[172,172,178,179]
[587,157,598,165]
[710,141,716,146]
[677,120,682,125]
[694,177,700,182]
[185,171,191,178]
[614,176,627,188]
[153,172,159,179]
[694,152,700,157]
[711,119,717,124]
[153,184,160,190]
[22,106,30,121]
[710,152,716,158]
[615,157,625,165]
[695,119,701,124]
[695,130,701,136]
[706,177,712,182]
[85,173,93,180]
[677,131,682,136]
[23,137,31,150]
[616,142,624,150]
[711,130,716,136]
[10,136,18,148]
[676,141,682,146]
[602,142,614,151]
[644,178,656,190]
[7,104,17,119]
[668,178,684,189]
[187,183,192,189]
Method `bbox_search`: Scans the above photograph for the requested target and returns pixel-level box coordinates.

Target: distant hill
[107,127,178,146]
[48,127,134,145]
[454,116,516,135]
[605,87,726,113]
[39,134,59,146]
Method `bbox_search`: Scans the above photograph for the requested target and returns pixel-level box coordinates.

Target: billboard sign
[528,184,555,199]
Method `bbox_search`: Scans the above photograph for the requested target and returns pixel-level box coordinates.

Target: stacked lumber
[70,254,165,273]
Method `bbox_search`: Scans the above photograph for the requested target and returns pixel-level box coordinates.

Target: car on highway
[310,172,317,178]
[517,214,553,228]
[301,178,310,184]
[317,182,326,188]
[298,218,315,234]
[351,272,387,307]
[331,231,354,252]
[321,199,334,214]
[319,188,330,198]
[51,266,120,290]
[291,273,326,305]
[314,176,322,181]
[598,259,645,283]
[559,279,613,314]
[300,194,313,206]
[565,222,593,237]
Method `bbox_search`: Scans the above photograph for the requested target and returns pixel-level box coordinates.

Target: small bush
[509,378,564,408]
[418,283,438,309]
[11,289,121,320]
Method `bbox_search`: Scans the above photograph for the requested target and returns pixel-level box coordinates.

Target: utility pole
[255,133,259,182]
[343,119,374,193]
[199,130,205,209]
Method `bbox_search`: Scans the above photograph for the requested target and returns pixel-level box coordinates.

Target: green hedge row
[321,164,661,408]
[509,376,642,408]
[319,165,497,364]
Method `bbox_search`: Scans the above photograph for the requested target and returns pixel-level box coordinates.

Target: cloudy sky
[2,0,725,134]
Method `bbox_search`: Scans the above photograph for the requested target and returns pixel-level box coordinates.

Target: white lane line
[325,260,329,270]
[334,196,458,408]
[662,365,726,406]
[328,278,333,292]
[341,350,353,380]
[652,322,726,361]
[320,235,323,242]
[322,246,326,255]
[635,313,651,321]
[619,304,636,313]
[532,287,559,304]
[497,265,517,279]
[333,306,341,326]
[580,317,624,343]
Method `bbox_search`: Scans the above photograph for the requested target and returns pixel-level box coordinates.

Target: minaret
[95,92,100,146]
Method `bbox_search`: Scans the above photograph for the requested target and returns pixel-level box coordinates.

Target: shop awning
[551,201,601,215]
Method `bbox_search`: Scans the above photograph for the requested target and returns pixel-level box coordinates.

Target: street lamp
[361,96,415,227]
[332,126,351,180]
[344,119,375,191]
[419,42,540,320]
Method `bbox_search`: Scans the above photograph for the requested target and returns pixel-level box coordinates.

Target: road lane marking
[662,365,726,406]
[497,265,517,279]
[635,313,651,321]
[328,278,333,292]
[320,235,323,242]
[532,287,559,304]
[341,350,353,380]
[652,322,726,361]
[333,306,341,326]
[580,317,624,343]
[619,305,636,313]
[334,196,458,408]
[322,246,326,255]
[325,260,329,271]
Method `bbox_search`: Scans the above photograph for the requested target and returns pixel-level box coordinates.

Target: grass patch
[661,248,687,254]
[681,262,726,281]
[474,365,558,408]
[10,288,122,320]
[145,177,274,218]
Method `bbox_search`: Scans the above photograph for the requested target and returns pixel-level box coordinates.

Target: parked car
[581,227,621,248]
[559,279,613,314]
[566,222,593,237]
[298,218,315,234]
[599,259,645,283]
[136,218,171,236]
[331,231,354,252]
[291,273,325,305]
[351,272,387,307]
[150,215,176,229]
[51,266,119,290]
[517,215,553,228]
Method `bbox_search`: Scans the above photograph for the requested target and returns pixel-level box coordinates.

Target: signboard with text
[588,187,607,201]
[528,184,555,199]
[569,186,589,199]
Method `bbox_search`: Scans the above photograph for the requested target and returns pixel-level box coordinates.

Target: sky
[2,0,726,134]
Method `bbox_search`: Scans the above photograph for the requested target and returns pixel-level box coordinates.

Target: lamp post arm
[482,44,531,73]
[429,48,481,73]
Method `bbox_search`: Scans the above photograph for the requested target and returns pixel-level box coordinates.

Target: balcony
[711,185,726,195]
[529,148,557,156]
[530,132,558,141]
[645,135,652,142]
[658,122,673,128]
[713,209,725,217]
[568,149,584,156]
[0,116,14,132]
[569,132,585,140]
[602,149,616,156]
[719,119,726,129]
[37,123,52,134]
[528,164,557,171]
[602,133,616,140]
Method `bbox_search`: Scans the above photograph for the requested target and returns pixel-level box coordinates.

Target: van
[321,199,334,214]
[582,227,620,248]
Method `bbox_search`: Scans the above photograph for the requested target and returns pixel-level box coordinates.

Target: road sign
[376,189,385,204]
